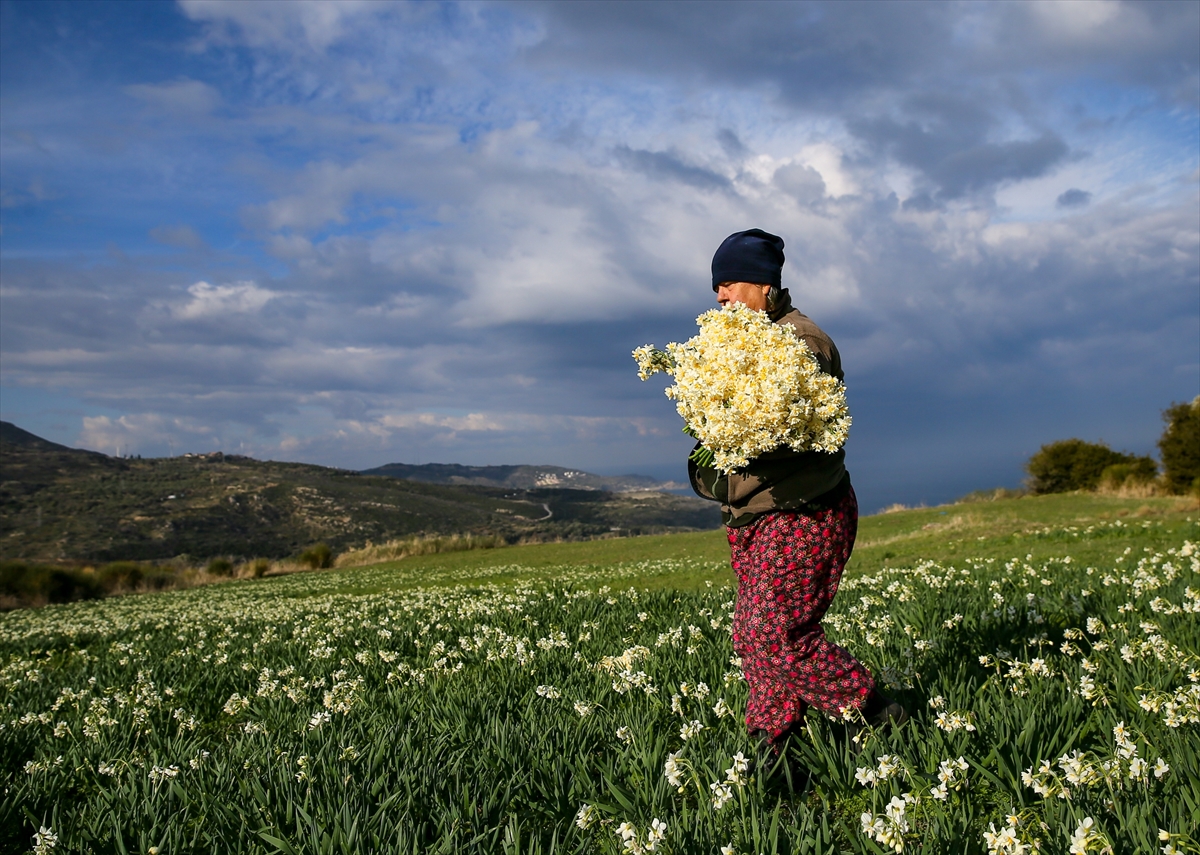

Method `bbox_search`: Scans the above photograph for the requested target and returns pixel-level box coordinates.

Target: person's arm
[798,333,842,380]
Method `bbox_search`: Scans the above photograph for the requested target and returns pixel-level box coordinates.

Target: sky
[1,0,1197,512]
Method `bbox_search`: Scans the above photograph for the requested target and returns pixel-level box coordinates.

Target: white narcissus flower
[680,719,704,740]
[663,751,685,788]
[710,780,733,809]
[634,303,851,473]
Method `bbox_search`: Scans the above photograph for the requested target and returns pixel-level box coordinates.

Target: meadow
[2,494,1197,854]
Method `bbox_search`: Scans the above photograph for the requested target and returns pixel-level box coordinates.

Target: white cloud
[179,0,378,53]
[79,413,216,455]
[124,78,221,113]
[1027,0,1136,45]
[172,281,277,320]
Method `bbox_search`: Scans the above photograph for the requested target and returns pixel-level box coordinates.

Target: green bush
[1025,439,1142,494]
[1158,396,1200,494]
[206,558,234,577]
[140,568,176,591]
[249,558,270,578]
[298,543,333,570]
[1098,458,1158,491]
[96,561,144,591]
[95,561,176,592]
[0,561,104,608]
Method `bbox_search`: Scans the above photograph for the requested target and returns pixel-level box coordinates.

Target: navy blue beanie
[711,228,785,291]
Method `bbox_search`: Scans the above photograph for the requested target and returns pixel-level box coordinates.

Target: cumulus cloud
[169,281,278,320]
[79,413,217,456]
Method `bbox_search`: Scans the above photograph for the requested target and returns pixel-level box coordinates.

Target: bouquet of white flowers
[633,302,850,474]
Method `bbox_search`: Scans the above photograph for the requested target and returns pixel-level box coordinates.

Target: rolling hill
[0,422,719,563]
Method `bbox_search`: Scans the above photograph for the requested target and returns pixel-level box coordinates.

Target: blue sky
[2,0,1197,511]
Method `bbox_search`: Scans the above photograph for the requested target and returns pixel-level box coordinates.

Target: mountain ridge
[0,421,717,562]
[362,461,687,492]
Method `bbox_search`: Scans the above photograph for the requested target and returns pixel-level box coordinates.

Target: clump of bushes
[1097,458,1159,495]
[1025,439,1156,495]
[0,562,104,609]
[206,557,234,577]
[1025,398,1200,497]
[298,543,333,570]
[0,560,179,610]
[95,561,175,592]
[247,558,271,578]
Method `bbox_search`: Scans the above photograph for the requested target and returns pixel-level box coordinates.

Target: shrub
[1025,439,1140,494]
[206,558,234,577]
[1097,458,1158,492]
[140,568,176,591]
[249,558,270,578]
[1158,396,1200,495]
[0,561,104,609]
[298,543,333,570]
[97,561,144,591]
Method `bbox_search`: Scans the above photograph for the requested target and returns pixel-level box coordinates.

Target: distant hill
[0,422,718,563]
[363,462,687,492]
[0,421,80,452]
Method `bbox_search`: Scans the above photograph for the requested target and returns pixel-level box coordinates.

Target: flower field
[2,508,1198,854]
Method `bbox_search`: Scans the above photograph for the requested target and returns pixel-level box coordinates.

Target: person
[688,229,906,774]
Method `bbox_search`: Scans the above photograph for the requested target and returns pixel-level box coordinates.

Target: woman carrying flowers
[685,229,906,759]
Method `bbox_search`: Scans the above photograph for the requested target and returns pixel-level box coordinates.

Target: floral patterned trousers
[728,487,874,740]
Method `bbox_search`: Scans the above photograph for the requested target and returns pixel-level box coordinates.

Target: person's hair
[766,285,781,311]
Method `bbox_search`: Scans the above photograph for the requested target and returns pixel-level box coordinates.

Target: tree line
[1026,396,1200,495]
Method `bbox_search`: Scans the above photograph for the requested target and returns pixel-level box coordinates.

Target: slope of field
[1,495,1196,853]
[0,422,719,563]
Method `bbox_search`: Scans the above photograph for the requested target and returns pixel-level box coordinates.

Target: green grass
[1,493,1197,854]
[327,492,1198,593]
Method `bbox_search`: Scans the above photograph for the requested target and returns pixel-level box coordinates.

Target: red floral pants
[728,488,874,740]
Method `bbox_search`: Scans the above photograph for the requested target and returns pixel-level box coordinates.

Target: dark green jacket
[688,288,850,527]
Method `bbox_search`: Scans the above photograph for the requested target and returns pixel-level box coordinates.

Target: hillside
[361,461,686,492]
[0,422,719,563]
[324,490,1200,592]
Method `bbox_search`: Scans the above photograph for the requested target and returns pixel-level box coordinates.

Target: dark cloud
[716,128,747,159]
[848,106,1069,200]
[773,162,826,205]
[612,145,729,191]
[525,2,1190,202]
[1056,188,1092,209]
[524,1,953,108]
[526,1,1198,110]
